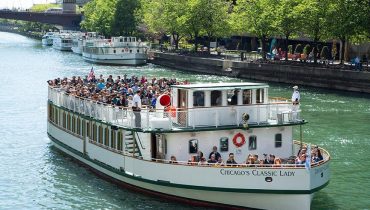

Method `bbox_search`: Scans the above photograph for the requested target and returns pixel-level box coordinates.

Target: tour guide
[133,90,142,127]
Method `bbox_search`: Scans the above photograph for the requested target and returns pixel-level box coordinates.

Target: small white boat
[42,32,54,46]
[82,36,148,65]
[53,31,77,51]
[47,81,330,210]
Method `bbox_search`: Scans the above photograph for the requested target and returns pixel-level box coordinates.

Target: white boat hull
[71,46,82,55]
[47,121,330,210]
[82,52,147,65]
[42,38,53,46]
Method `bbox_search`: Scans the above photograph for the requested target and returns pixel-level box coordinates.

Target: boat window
[189,139,198,153]
[243,90,252,104]
[117,131,123,151]
[120,38,123,42]
[113,49,116,54]
[48,104,53,121]
[227,90,239,105]
[211,90,222,106]
[220,137,229,152]
[98,125,103,144]
[193,91,205,107]
[67,113,71,130]
[137,49,139,53]
[122,49,124,53]
[62,112,66,128]
[249,135,257,150]
[275,133,282,148]
[256,88,264,104]
[72,115,76,133]
[92,123,97,142]
[130,50,132,53]
[54,107,59,125]
[124,37,127,42]
[77,118,81,136]
[104,127,109,146]
[111,129,116,149]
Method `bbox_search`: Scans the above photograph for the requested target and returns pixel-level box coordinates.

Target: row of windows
[193,89,265,107]
[48,104,125,152]
[188,133,282,154]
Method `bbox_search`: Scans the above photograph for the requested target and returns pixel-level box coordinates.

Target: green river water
[0,32,369,210]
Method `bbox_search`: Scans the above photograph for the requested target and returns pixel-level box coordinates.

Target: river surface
[0,32,369,210]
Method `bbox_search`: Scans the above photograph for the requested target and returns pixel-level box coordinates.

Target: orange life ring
[165,106,176,118]
[233,133,246,147]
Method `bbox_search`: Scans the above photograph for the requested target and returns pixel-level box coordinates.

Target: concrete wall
[150,53,370,94]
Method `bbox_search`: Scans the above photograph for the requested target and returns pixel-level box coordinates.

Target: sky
[0,0,58,9]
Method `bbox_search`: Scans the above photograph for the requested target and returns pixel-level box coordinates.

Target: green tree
[81,0,116,36]
[326,0,370,63]
[112,0,140,36]
[141,0,188,49]
[275,0,301,61]
[296,0,330,63]
[231,0,277,59]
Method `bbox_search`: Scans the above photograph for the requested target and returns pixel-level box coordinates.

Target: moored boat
[47,80,330,210]
[42,32,54,46]
[53,31,74,51]
[82,36,148,65]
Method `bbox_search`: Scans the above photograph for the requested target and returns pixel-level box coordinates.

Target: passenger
[195,151,204,162]
[207,154,217,164]
[253,154,260,164]
[169,155,177,164]
[245,155,255,166]
[230,90,238,105]
[295,154,306,166]
[264,154,275,165]
[274,158,282,167]
[198,157,208,166]
[226,153,238,166]
[208,146,221,160]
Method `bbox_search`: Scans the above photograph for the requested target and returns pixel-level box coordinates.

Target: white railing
[48,87,301,131]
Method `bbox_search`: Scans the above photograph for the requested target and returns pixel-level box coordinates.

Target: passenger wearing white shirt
[133,90,142,127]
[291,85,300,121]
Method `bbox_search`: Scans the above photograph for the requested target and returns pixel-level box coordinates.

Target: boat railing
[48,87,302,131]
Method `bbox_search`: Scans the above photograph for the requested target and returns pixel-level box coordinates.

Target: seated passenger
[208,146,221,160]
[264,154,275,165]
[253,154,260,164]
[198,157,208,166]
[245,155,255,166]
[208,154,217,164]
[295,154,306,166]
[274,157,282,167]
[195,151,204,162]
[226,153,237,166]
[169,155,177,164]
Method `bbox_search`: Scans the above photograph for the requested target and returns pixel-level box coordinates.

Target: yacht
[42,32,54,46]
[47,81,330,210]
[82,36,148,65]
[53,31,75,51]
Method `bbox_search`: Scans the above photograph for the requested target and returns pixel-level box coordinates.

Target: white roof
[172,82,269,90]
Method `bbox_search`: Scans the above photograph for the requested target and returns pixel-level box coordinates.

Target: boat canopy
[172,82,269,91]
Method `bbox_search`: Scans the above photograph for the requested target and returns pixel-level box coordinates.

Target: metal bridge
[0,0,89,29]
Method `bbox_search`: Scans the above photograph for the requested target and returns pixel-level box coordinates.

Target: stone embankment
[149,52,370,94]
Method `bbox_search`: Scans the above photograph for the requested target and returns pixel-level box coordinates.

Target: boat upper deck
[47,76,304,132]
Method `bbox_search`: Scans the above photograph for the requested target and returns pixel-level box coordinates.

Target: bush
[294,44,303,54]
[288,45,293,54]
[303,44,311,55]
[320,46,330,59]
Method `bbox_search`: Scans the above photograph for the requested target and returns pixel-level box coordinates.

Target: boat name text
[220,169,295,177]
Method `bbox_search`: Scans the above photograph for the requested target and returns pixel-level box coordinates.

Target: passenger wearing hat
[291,85,300,121]
[291,86,300,105]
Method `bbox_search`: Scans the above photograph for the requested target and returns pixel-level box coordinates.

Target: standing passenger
[291,85,300,121]
[133,90,142,128]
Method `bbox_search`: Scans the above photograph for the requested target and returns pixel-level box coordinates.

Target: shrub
[303,44,311,55]
[320,46,330,59]
[288,45,293,54]
[294,44,303,54]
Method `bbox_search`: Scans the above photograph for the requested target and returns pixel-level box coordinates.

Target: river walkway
[149,52,370,94]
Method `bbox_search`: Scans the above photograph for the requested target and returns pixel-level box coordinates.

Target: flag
[88,67,94,81]
[305,144,311,170]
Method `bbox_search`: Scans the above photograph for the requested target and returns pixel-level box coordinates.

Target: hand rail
[133,131,145,150]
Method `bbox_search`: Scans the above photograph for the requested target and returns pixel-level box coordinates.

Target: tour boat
[72,32,104,55]
[47,82,330,210]
[53,32,73,51]
[82,36,148,65]
[42,32,54,46]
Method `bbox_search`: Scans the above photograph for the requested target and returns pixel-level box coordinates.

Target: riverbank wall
[149,52,370,94]
[0,24,42,40]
